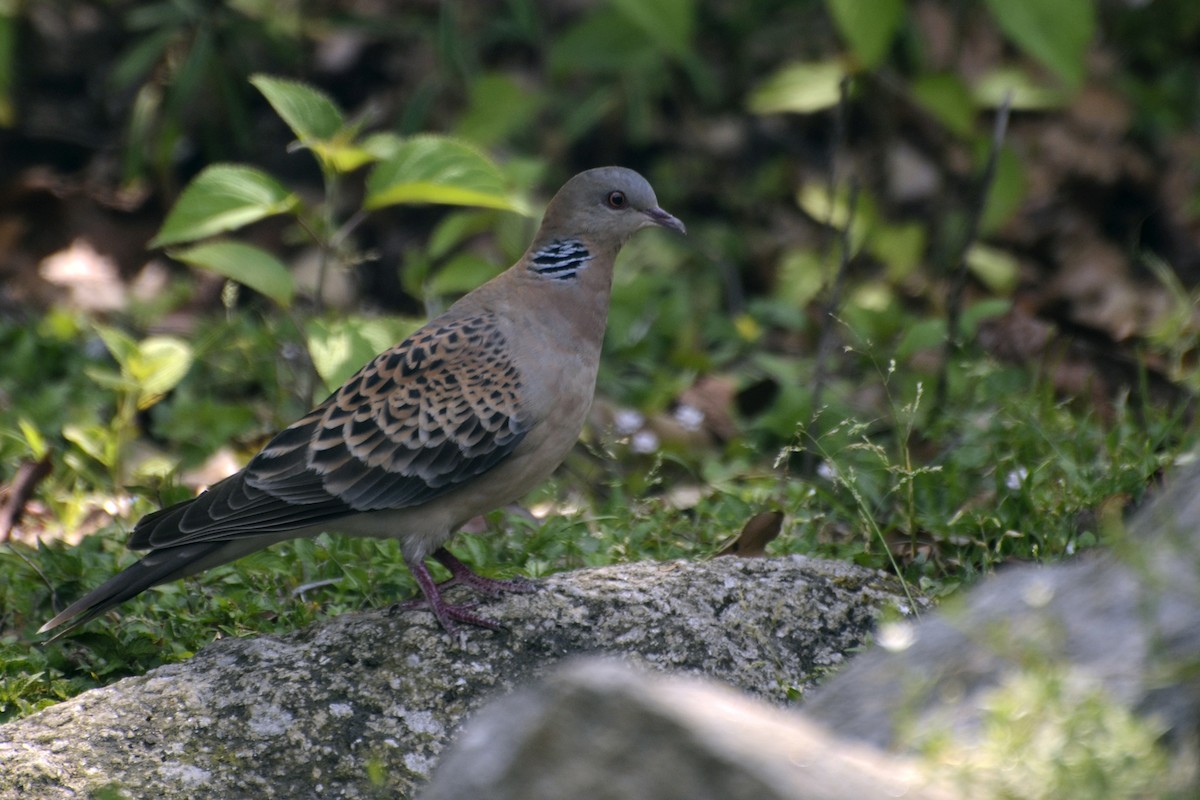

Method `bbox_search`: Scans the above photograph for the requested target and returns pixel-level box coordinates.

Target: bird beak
[643,207,687,235]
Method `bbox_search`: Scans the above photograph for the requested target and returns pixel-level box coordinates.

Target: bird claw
[391,597,504,633]
[430,547,539,597]
[395,548,539,633]
[392,576,535,612]
[438,602,506,633]
[453,573,537,597]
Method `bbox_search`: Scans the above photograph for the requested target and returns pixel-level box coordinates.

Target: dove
[40,166,685,637]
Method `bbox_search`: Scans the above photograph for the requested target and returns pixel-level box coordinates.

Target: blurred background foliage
[2,0,1200,713]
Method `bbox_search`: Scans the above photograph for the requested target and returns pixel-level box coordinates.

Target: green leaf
[869,222,927,281]
[961,298,1013,336]
[311,142,379,174]
[355,318,423,356]
[166,23,214,116]
[911,74,976,137]
[795,181,877,254]
[127,3,188,31]
[748,61,847,115]
[17,418,48,460]
[984,0,1094,89]
[966,244,1020,294]
[825,0,903,68]
[83,367,137,394]
[305,316,421,393]
[559,87,618,142]
[776,249,826,307]
[124,83,164,182]
[151,165,297,247]
[427,253,502,297]
[365,135,530,214]
[63,423,117,467]
[549,10,655,76]
[250,74,345,143]
[308,132,405,175]
[455,73,545,147]
[398,249,432,299]
[94,324,139,367]
[90,326,194,409]
[611,0,695,58]
[427,210,496,261]
[979,146,1026,234]
[971,67,1070,110]
[169,240,295,308]
[128,337,194,410]
[895,318,947,360]
[359,132,406,161]
[109,26,176,93]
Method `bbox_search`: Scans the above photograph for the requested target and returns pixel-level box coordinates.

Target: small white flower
[631,430,659,454]
[1021,576,1055,608]
[877,621,916,652]
[102,496,131,517]
[673,403,705,431]
[614,409,645,435]
[1005,467,1029,490]
[816,461,836,480]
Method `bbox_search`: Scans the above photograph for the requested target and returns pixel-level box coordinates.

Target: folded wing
[130,312,529,549]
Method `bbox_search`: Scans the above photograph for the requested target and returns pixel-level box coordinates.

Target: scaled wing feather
[130,312,528,550]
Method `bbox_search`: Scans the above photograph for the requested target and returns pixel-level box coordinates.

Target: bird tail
[37,539,253,640]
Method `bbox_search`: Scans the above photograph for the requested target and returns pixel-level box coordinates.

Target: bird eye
[606,191,627,209]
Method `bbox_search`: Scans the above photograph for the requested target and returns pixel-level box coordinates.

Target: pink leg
[398,548,536,632]
[432,548,536,596]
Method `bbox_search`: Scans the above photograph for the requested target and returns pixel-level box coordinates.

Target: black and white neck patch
[528,239,593,281]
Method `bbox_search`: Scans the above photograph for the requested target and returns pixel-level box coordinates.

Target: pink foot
[432,548,537,596]
[397,548,536,633]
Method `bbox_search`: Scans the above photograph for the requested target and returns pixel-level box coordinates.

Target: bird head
[539,166,686,247]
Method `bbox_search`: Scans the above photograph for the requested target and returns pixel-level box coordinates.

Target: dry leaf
[0,454,52,542]
[718,510,784,557]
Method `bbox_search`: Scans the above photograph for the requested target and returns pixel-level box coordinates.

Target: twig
[797,77,854,478]
[932,92,1013,420]
[290,169,350,408]
[293,578,341,598]
[801,178,860,477]
[332,209,368,251]
[0,453,53,542]
[818,75,852,263]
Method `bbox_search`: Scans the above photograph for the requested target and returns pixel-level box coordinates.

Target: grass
[1,292,1193,724]
[1,173,1197,724]
[918,667,1180,799]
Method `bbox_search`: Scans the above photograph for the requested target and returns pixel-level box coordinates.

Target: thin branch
[332,209,369,251]
[932,92,1013,420]
[801,178,860,477]
[795,76,854,478]
[313,169,342,318]
[818,75,853,263]
[0,454,53,542]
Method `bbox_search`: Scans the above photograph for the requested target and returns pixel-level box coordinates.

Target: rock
[803,461,1200,788]
[422,463,1200,800]
[0,555,918,800]
[421,658,953,800]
